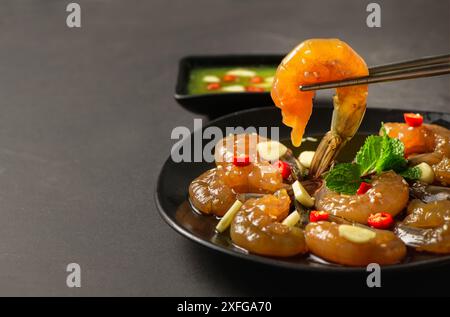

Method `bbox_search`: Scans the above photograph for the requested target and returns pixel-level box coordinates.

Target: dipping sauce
[187,67,276,94]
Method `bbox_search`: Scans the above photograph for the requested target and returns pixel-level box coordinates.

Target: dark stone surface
[0,0,448,296]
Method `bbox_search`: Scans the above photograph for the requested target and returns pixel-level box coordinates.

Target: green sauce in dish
[187,67,276,94]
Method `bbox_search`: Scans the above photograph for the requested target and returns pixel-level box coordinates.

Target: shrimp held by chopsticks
[271,39,368,177]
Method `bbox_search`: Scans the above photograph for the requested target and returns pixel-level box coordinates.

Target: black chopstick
[299,54,450,91]
[369,54,450,74]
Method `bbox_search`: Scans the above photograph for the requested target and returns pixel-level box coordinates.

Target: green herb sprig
[324,125,420,194]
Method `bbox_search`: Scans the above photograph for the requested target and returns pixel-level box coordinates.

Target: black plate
[175,55,283,118]
[156,106,450,272]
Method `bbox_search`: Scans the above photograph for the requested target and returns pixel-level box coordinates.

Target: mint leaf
[325,124,409,194]
[375,133,407,173]
[324,163,362,195]
[355,125,407,175]
[355,135,383,175]
[399,166,421,180]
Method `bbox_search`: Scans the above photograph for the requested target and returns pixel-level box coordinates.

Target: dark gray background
[0,0,448,296]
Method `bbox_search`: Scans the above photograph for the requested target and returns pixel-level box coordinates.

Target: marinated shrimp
[315,171,409,224]
[395,199,450,254]
[214,133,265,165]
[230,190,307,257]
[214,134,286,194]
[189,168,237,216]
[404,199,450,227]
[384,123,450,186]
[189,134,286,216]
[305,222,407,266]
[271,39,369,177]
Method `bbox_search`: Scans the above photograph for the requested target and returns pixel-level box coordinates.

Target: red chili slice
[404,113,423,127]
[207,83,221,90]
[233,154,251,167]
[223,74,237,82]
[310,210,329,222]
[250,76,263,83]
[367,212,394,229]
[272,160,291,179]
[356,182,372,195]
[245,86,265,92]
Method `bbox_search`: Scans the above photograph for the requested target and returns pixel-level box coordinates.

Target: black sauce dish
[174,55,284,118]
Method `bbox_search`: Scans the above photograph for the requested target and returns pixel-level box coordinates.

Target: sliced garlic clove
[338,224,376,244]
[215,200,243,233]
[202,75,220,83]
[256,141,287,161]
[416,162,435,184]
[226,68,256,77]
[298,151,315,168]
[282,210,301,227]
[222,85,245,92]
[292,180,314,208]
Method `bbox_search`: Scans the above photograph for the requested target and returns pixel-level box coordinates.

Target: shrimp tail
[309,131,346,178]
[309,92,367,177]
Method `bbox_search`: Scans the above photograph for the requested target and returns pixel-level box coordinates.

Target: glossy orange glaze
[271,39,368,146]
[384,123,450,185]
[405,199,450,227]
[416,226,450,254]
[305,222,406,266]
[399,200,450,254]
[230,190,307,257]
[189,168,236,216]
[189,134,286,216]
[214,133,267,165]
[315,171,409,224]
[216,161,285,194]
[189,161,286,217]
[215,133,285,193]
[383,123,435,156]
